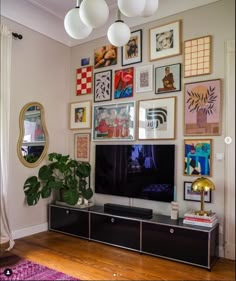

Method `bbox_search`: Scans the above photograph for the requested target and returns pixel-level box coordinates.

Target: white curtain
[0,23,15,250]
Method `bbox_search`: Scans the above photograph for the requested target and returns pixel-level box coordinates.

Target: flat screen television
[95,144,175,202]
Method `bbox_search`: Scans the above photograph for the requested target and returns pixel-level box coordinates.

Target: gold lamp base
[194,210,212,216]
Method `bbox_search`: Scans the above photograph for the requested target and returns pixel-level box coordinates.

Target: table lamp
[191,177,215,216]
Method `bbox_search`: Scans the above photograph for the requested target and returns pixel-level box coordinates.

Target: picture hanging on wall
[184,139,212,176]
[92,101,135,141]
[184,79,221,136]
[76,66,93,95]
[94,70,112,102]
[184,181,211,202]
[70,101,91,130]
[114,67,134,99]
[121,29,142,66]
[74,133,90,162]
[136,64,153,93]
[155,63,181,94]
[94,44,117,69]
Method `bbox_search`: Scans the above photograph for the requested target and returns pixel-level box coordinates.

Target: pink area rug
[0,254,79,280]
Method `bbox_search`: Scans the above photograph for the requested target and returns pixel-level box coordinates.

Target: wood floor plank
[10,231,235,280]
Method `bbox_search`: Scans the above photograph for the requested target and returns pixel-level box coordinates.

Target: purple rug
[0,254,79,280]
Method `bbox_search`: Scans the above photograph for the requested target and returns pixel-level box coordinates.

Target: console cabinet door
[90,213,140,250]
[49,206,89,239]
[142,222,209,267]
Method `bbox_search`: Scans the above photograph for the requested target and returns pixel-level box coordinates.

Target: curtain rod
[12,32,23,40]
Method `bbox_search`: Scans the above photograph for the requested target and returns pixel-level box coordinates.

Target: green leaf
[76,163,91,178]
[26,192,41,206]
[62,189,79,205]
[23,176,40,195]
[82,187,93,200]
[48,181,64,190]
[38,165,53,180]
[41,185,52,198]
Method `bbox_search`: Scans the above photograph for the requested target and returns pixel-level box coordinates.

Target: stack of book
[183,210,218,227]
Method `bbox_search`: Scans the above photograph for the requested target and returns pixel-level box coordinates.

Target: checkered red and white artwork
[76,66,93,95]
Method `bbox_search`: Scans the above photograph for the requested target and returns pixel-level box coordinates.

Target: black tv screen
[95,144,175,202]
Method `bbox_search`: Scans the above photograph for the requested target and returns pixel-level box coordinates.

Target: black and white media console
[48,203,219,270]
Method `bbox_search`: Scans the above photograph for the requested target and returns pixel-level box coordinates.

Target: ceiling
[1,0,220,47]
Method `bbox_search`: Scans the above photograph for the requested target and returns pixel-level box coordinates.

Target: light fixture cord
[76,0,82,8]
[116,8,123,22]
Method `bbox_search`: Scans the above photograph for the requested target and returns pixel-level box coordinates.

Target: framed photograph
[114,67,134,99]
[138,96,176,140]
[81,57,90,66]
[184,181,211,202]
[184,139,212,176]
[94,44,117,69]
[70,101,91,130]
[150,20,181,61]
[76,66,93,95]
[121,29,142,66]
[94,70,112,103]
[155,63,181,94]
[74,133,90,162]
[184,79,221,136]
[92,101,135,141]
[184,35,212,78]
[136,64,153,93]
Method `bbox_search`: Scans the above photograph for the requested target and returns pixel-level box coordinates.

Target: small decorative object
[121,29,142,66]
[184,79,221,136]
[92,101,135,141]
[76,66,93,95]
[136,64,153,93]
[155,63,181,94]
[94,44,117,69]
[81,57,90,66]
[94,70,112,102]
[191,177,215,216]
[114,67,134,99]
[70,101,91,129]
[74,133,90,162]
[171,201,179,220]
[184,181,211,203]
[184,139,212,176]
[150,20,181,61]
[138,97,176,140]
[184,35,211,77]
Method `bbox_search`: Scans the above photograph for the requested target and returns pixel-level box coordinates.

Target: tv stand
[104,203,153,219]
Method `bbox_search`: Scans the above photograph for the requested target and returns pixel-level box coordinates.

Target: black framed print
[94,70,112,103]
[184,181,211,202]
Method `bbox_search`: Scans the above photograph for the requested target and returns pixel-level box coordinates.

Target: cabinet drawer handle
[66,210,70,215]
[111,218,115,223]
[169,228,174,234]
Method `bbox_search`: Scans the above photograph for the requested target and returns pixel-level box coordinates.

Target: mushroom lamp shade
[191,177,215,216]
[107,20,131,47]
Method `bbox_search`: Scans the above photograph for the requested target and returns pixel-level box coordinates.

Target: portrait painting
[94,44,117,69]
[70,101,91,129]
[114,67,134,99]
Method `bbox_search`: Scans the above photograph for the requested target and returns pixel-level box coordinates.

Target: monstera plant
[23,153,93,206]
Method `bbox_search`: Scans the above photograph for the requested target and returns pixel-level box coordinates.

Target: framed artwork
[184,181,211,202]
[184,79,221,136]
[155,63,181,94]
[70,101,91,130]
[184,139,212,176]
[138,96,176,140]
[150,20,181,61]
[81,57,90,66]
[92,101,135,141]
[184,35,212,78]
[121,29,142,66]
[94,44,117,69]
[136,64,153,93]
[74,133,90,162]
[114,67,134,99]
[76,66,93,95]
[94,70,112,103]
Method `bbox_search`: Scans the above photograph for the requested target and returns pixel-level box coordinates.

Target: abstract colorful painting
[114,67,134,99]
[76,66,93,95]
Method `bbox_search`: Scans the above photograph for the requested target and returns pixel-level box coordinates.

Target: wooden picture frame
[76,66,93,95]
[94,70,112,103]
[92,101,135,141]
[121,29,142,66]
[184,35,212,78]
[184,181,211,202]
[184,79,221,136]
[138,96,176,140]
[114,67,134,99]
[150,20,181,61]
[184,139,212,176]
[74,133,90,162]
[136,64,153,93]
[155,63,181,94]
[70,101,91,130]
[94,44,117,69]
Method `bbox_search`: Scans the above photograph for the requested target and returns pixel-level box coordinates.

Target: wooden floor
[10,231,235,280]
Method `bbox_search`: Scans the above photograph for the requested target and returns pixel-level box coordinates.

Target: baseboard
[225,243,235,260]
[12,223,48,240]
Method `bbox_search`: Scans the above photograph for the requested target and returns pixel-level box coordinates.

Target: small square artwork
[94,44,117,69]
[76,66,93,95]
[114,67,134,99]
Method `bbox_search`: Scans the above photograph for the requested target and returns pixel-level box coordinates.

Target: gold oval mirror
[17,102,49,168]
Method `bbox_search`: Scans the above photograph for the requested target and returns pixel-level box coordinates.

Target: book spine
[184,212,216,220]
[184,216,216,223]
[183,219,218,227]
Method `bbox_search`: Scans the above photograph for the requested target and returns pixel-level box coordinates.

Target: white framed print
[136,64,153,93]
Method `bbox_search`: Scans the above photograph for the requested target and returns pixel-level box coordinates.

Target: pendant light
[117,0,146,17]
[140,0,159,17]
[64,0,92,40]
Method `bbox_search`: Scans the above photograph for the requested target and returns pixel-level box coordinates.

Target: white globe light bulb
[118,0,146,17]
[80,0,109,28]
[140,0,159,17]
[107,21,131,47]
[64,7,92,39]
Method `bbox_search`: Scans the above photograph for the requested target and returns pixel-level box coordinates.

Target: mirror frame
[17,102,49,168]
